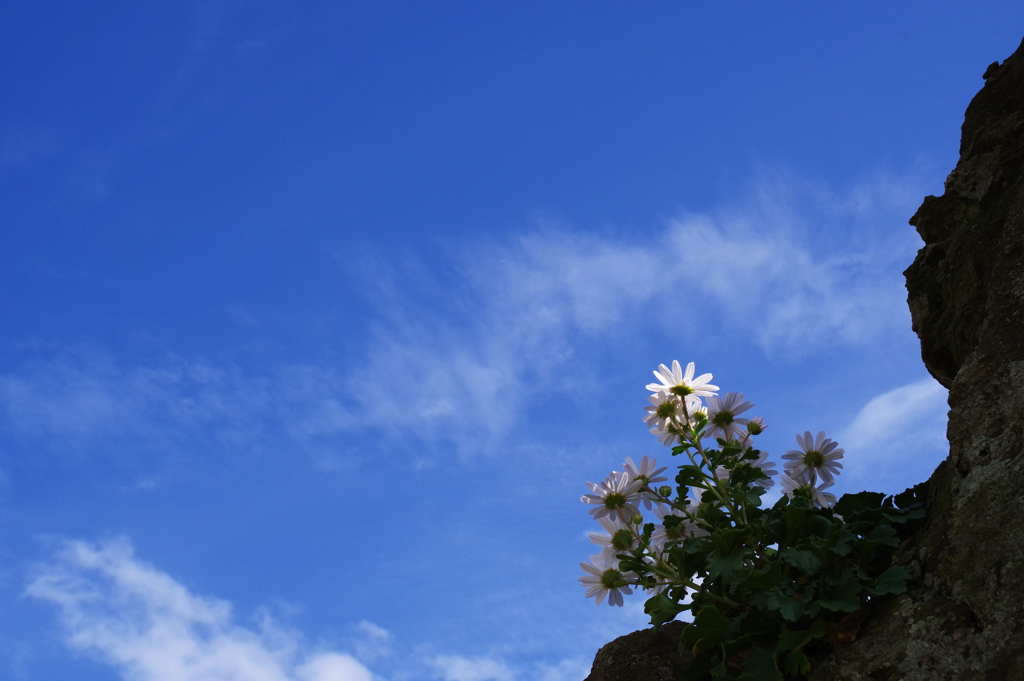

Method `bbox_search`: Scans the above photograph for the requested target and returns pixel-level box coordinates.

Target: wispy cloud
[0,170,929,459]
[838,377,949,492]
[26,538,375,681]
[346,169,927,452]
[0,354,356,466]
[429,655,516,681]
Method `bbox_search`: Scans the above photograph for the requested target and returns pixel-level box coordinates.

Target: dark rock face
[584,621,691,681]
[811,36,1024,681]
[587,37,1024,681]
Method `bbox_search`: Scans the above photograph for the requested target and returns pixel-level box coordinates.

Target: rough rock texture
[809,36,1024,681]
[584,621,691,681]
[587,37,1024,681]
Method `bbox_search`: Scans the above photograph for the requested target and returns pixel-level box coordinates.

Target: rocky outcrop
[585,622,691,681]
[810,36,1024,681]
[587,37,1024,681]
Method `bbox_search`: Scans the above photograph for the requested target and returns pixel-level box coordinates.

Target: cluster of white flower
[578,361,846,606]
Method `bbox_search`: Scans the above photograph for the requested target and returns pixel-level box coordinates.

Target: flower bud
[746,418,765,435]
[630,514,644,526]
[658,486,672,498]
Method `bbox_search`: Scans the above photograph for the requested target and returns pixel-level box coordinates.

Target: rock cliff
[586,37,1024,681]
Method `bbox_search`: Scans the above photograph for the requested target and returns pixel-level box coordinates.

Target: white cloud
[533,658,592,681]
[429,655,516,681]
[0,170,929,459]
[838,377,949,491]
[297,654,373,681]
[0,355,359,467]
[346,170,926,452]
[26,538,374,681]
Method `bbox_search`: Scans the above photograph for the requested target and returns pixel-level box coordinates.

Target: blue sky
[1,3,1021,680]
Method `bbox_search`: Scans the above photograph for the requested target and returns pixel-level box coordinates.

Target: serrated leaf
[682,651,718,681]
[750,589,804,622]
[683,605,733,650]
[739,563,782,591]
[781,650,811,677]
[893,480,928,509]
[722,634,752,657]
[834,491,886,518]
[864,524,899,547]
[676,466,705,488]
[739,647,780,681]
[818,571,863,613]
[645,592,687,627]
[775,622,823,654]
[779,547,821,575]
[868,565,911,596]
[707,550,746,581]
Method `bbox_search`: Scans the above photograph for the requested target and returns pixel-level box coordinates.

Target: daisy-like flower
[780,470,836,509]
[578,552,637,606]
[779,469,810,498]
[581,471,643,520]
[588,516,638,554]
[810,483,837,509]
[781,430,844,485]
[745,450,778,489]
[643,392,703,430]
[649,422,681,447]
[624,455,668,509]
[650,503,706,551]
[704,392,755,442]
[646,361,719,399]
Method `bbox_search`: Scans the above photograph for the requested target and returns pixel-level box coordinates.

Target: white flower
[646,361,718,399]
[643,392,680,430]
[810,482,837,508]
[643,392,703,430]
[747,450,778,489]
[781,430,844,485]
[588,516,638,553]
[624,455,668,485]
[649,422,681,447]
[581,471,643,520]
[650,503,706,551]
[578,552,637,606]
[704,392,755,442]
[780,470,836,509]
[624,455,668,509]
[780,469,809,498]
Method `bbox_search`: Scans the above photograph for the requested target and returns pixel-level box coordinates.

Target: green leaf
[712,528,748,555]
[722,635,752,658]
[750,589,804,622]
[868,565,912,596]
[676,466,705,488]
[779,547,821,576]
[781,650,811,677]
[818,571,863,613]
[893,480,928,509]
[774,621,823,654]
[863,524,899,548]
[683,605,734,651]
[834,491,886,518]
[739,647,780,681]
[707,549,746,581]
[682,651,719,681]
[739,563,783,592]
[645,592,687,627]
